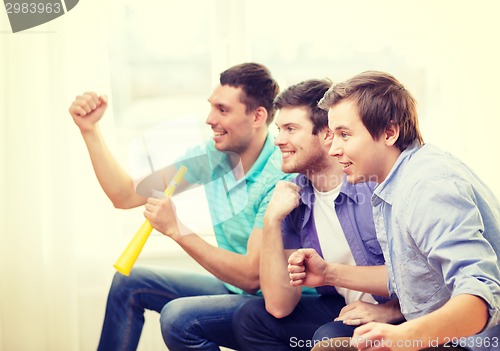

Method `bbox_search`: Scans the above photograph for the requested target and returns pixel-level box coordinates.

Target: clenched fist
[264,181,301,222]
[68,92,108,133]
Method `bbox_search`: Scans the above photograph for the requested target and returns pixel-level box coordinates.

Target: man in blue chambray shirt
[233,79,402,351]
[289,71,500,351]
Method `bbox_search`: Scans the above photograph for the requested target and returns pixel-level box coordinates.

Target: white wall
[0,1,119,350]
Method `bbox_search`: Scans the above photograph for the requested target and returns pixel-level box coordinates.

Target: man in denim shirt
[290,71,500,351]
[234,79,403,351]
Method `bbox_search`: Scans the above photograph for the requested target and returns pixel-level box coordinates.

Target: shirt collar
[295,174,361,206]
[207,133,276,184]
[245,133,276,182]
[295,174,314,207]
[373,142,421,205]
[338,177,368,204]
[205,142,235,178]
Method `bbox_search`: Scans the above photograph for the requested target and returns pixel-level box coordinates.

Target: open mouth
[340,162,352,172]
[212,130,227,142]
[281,150,296,159]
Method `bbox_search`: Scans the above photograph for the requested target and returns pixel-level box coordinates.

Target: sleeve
[252,173,295,229]
[135,146,206,197]
[406,177,500,328]
[252,183,273,229]
[281,207,302,250]
[173,143,211,185]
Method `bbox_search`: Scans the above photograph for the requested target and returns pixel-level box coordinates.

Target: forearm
[81,127,145,208]
[401,294,489,345]
[175,232,260,294]
[325,263,389,297]
[260,219,301,318]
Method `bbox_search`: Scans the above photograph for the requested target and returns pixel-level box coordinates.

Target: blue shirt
[178,134,293,294]
[282,174,386,301]
[372,143,500,350]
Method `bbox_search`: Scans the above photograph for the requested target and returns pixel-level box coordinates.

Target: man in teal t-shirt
[69,62,292,351]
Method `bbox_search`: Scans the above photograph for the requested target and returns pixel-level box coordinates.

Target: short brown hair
[319,71,423,150]
[220,63,280,125]
[274,79,332,135]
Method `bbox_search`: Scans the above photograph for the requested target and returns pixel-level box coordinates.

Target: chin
[347,174,361,184]
[213,142,227,151]
[351,175,371,184]
[281,164,297,174]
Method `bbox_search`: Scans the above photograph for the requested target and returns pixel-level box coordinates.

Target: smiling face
[328,99,399,184]
[206,84,256,154]
[274,106,330,175]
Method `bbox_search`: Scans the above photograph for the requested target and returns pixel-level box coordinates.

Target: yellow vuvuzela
[113,166,188,276]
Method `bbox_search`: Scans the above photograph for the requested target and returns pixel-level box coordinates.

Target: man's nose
[328,139,342,157]
[274,131,286,146]
[206,110,217,126]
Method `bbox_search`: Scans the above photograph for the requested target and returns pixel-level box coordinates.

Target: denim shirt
[282,174,386,302]
[372,143,500,350]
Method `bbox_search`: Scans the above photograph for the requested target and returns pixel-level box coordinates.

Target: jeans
[233,294,354,351]
[97,266,254,351]
[161,293,257,350]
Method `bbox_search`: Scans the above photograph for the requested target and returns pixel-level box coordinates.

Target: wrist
[324,263,340,286]
[263,214,283,229]
[171,232,183,244]
[172,221,194,243]
[80,125,100,138]
[396,320,425,346]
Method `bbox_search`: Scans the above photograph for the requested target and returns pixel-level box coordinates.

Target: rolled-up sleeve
[406,177,500,329]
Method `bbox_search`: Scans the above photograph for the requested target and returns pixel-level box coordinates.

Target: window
[107,0,218,256]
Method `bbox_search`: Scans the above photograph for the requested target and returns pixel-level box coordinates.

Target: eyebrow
[333,125,351,131]
[209,100,230,110]
[276,122,299,129]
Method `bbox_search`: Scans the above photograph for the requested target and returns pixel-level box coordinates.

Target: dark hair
[220,62,280,125]
[319,71,423,150]
[274,79,332,135]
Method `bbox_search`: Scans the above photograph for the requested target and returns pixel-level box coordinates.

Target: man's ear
[323,128,334,146]
[385,121,400,146]
[253,107,268,127]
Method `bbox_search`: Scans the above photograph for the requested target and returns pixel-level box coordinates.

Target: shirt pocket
[361,237,385,265]
[362,237,383,255]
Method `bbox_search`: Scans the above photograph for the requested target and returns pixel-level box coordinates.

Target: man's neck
[307,160,343,193]
[234,129,268,177]
[377,147,403,184]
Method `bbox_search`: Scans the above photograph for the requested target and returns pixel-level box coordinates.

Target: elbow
[265,301,293,319]
[112,199,132,209]
[110,194,139,209]
[242,277,261,295]
[105,186,143,209]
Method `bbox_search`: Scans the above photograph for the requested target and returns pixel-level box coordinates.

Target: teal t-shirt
[176,134,294,294]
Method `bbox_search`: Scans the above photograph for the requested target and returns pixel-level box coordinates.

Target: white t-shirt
[313,184,377,304]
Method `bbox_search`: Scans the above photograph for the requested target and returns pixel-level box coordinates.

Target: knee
[108,271,129,298]
[107,267,148,300]
[160,298,194,346]
[312,324,331,343]
[232,298,267,335]
[160,299,185,331]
